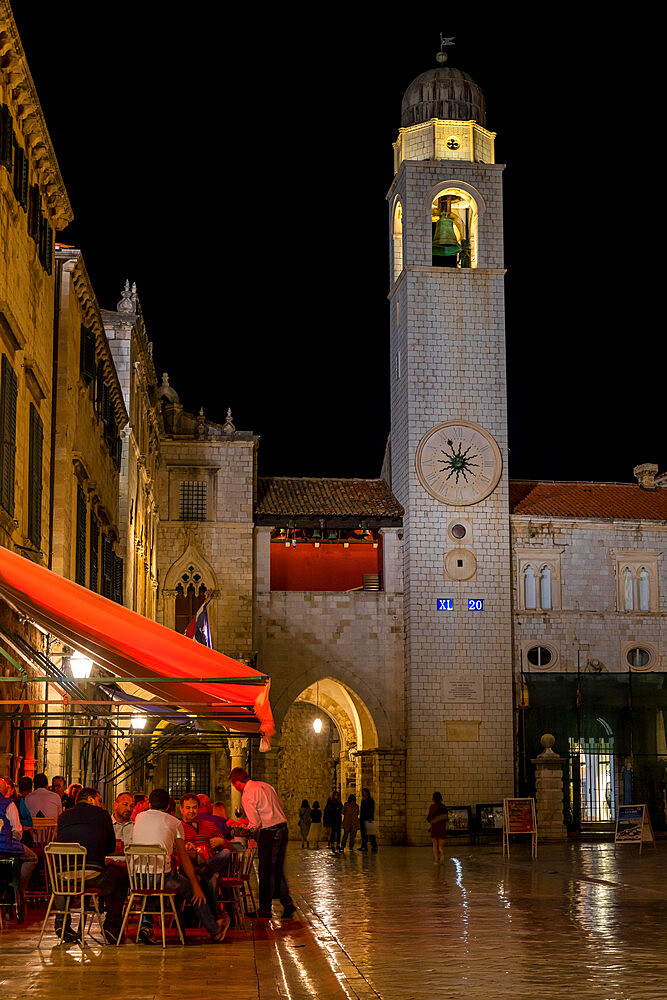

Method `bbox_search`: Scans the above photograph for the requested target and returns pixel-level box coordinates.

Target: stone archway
[256,677,406,844]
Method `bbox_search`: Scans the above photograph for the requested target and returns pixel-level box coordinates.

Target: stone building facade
[0,5,664,842]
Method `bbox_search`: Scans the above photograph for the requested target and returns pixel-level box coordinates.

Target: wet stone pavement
[2,842,667,999]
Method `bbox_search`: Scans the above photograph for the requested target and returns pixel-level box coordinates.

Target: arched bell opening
[431,186,478,268]
[392,199,403,282]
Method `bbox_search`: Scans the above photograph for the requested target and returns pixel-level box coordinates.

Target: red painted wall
[270,542,382,591]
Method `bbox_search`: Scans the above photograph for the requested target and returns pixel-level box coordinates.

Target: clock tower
[387,61,514,841]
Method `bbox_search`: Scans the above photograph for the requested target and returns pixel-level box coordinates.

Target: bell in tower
[432,195,462,267]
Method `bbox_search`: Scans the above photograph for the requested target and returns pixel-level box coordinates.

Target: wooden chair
[217,854,247,931]
[38,844,106,947]
[24,818,58,906]
[0,857,23,923]
[31,818,58,846]
[232,845,257,916]
[117,845,184,948]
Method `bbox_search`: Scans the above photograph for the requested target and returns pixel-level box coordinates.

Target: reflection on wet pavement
[289,842,667,999]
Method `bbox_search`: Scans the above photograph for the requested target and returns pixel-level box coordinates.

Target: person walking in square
[340,794,359,852]
[230,767,295,920]
[427,792,448,863]
[308,801,322,848]
[358,787,378,852]
[298,800,312,848]
[326,792,343,853]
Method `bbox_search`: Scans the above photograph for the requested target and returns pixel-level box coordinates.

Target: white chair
[117,844,184,948]
[38,843,106,947]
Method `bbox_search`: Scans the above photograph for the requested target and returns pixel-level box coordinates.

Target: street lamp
[70,652,94,679]
[313,682,322,733]
[130,713,147,731]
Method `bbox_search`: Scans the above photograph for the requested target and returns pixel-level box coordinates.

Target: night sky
[12,9,665,484]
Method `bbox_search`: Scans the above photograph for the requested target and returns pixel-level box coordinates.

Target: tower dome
[401,67,486,127]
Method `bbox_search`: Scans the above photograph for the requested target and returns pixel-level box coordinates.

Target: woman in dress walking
[339,794,360,852]
[298,799,312,848]
[427,791,447,863]
[308,800,322,848]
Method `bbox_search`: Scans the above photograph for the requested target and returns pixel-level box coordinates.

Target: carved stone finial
[162,373,170,387]
[633,463,659,491]
[195,407,207,439]
[222,407,235,436]
[117,279,135,314]
[537,732,560,760]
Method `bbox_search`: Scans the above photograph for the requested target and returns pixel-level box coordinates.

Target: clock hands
[438,438,480,485]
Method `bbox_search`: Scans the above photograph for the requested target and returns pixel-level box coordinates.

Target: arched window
[638,567,650,612]
[539,565,552,611]
[393,201,403,282]
[523,565,536,610]
[623,567,634,611]
[174,577,208,634]
[431,187,478,268]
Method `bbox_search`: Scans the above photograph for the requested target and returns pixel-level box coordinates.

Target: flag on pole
[185,596,212,647]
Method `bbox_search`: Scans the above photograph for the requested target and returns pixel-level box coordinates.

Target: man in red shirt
[180,793,233,882]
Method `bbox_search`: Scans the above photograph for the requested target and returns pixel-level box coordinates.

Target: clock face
[415,420,502,505]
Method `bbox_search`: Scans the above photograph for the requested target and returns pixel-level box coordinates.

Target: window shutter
[27,403,43,548]
[75,485,87,586]
[101,381,111,425]
[44,222,53,275]
[101,534,113,599]
[80,325,96,384]
[95,364,104,417]
[0,354,18,517]
[89,512,99,592]
[113,553,124,605]
[0,105,13,171]
[19,146,28,209]
[28,184,40,241]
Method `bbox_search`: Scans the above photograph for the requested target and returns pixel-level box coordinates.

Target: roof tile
[256,477,404,520]
[509,481,667,520]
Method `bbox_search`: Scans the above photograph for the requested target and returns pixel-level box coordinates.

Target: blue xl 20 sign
[436,598,484,611]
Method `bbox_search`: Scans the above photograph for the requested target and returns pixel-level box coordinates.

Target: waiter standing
[229,767,296,920]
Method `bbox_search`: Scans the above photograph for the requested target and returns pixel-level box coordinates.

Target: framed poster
[446,805,472,834]
[476,803,504,831]
[614,804,655,854]
[503,797,537,858]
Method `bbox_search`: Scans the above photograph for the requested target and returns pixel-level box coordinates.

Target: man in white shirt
[24,773,62,819]
[230,767,295,920]
[112,792,134,847]
[0,777,38,892]
[132,788,229,944]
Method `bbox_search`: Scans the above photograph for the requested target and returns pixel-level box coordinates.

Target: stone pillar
[531,733,567,841]
[228,738,249,816]
[0,751,12,775]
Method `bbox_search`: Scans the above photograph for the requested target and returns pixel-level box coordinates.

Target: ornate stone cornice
[0,3,73,228]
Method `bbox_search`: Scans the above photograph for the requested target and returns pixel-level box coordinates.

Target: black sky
[12,8,665,483]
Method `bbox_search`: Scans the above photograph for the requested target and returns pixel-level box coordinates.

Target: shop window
[431,187,478,268]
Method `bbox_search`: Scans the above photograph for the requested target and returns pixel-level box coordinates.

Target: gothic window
[539,565,552,611]
[516,548,563,612]
[431,187,478,269]
[523,564,537,610]
[392,201,403,282]
[638,568,650,613]
[616,555,658,613]
[175,576,208,634]
[623,566,634,611]
[180,481,207,521]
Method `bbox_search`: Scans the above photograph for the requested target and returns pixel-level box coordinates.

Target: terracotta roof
[256,477,404,523]
[510,481,667,521]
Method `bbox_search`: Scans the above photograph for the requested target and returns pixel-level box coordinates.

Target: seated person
[0,777,38,893]
[62,783,83,809]
[112,792,134,849]
[132,788,229,944]
[25,773,62,819]
[180,793,233,880]
[56,787,129,944]
[195,793,232,839]
[3,776,33,830]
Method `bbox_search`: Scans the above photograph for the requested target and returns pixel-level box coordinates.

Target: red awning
[0,545,273,742]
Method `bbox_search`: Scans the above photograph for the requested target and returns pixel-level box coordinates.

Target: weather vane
[436,33,455,64]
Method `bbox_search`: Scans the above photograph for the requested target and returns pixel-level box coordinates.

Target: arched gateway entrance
[251,678,406,844]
